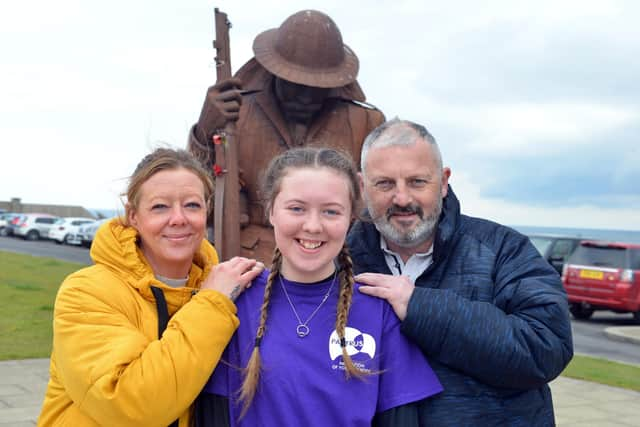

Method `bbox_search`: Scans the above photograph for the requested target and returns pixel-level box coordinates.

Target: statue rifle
[212,8,240,261]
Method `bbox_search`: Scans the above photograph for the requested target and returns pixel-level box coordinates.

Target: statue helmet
[252,10,359,88]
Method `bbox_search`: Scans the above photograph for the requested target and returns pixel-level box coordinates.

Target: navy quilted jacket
[348,187,573,426]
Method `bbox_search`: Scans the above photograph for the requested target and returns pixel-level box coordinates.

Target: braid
[238,248,282,417]
[256,250,281,342]
[335,245,367,379]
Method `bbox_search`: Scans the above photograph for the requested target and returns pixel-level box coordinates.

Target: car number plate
[579,269,603,280]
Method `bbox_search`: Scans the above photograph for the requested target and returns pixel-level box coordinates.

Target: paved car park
[2,348,640,426]
[0,235,91,265]
[1,234,639,425]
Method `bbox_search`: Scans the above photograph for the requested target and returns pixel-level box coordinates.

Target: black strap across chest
[150,286,180,427]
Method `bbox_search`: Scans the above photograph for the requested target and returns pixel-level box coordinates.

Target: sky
[1,0,639,230]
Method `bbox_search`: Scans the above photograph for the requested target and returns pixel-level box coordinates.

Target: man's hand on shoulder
[356,273,414,321]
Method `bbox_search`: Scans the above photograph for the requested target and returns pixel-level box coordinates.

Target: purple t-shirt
[205,270,442,426]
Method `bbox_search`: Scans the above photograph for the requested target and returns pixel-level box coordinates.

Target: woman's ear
[126,203,137,228]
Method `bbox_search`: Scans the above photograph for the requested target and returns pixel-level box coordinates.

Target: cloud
[444,117,640,208]
[452,170,640,230]
[1,0,639,231]
[359,0,640,214]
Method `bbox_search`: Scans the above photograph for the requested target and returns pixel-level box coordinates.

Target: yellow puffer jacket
[38,219,239,426]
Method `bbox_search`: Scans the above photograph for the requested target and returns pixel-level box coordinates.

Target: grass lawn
[0,250,85,360]
[1,251,640,393]
[563,354,640,392]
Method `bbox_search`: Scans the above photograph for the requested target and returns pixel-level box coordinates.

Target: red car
[562,240,640,323]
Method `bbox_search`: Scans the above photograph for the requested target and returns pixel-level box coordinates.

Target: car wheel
[633,311,640,325]
[63,234,72,245]
[570,304,594,320]
[0,227,7,237]
[25,230,40,241]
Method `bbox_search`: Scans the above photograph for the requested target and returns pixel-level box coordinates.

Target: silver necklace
[279,271,337,338]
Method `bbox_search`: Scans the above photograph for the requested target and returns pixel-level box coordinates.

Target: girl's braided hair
[239,147,369,416]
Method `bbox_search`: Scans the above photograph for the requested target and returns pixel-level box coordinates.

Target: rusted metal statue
[188,9,385,262]
[209,9,240,262]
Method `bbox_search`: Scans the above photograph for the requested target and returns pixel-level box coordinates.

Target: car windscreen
[569,245,628,269]
[529,236,553,256]
[631,249,640,269]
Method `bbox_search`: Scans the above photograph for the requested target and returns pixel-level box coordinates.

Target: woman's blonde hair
[121,147,214,225]
[239,147,368,416]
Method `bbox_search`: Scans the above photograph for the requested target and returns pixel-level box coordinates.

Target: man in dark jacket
[349,118,573,426]
[188,10,384,262]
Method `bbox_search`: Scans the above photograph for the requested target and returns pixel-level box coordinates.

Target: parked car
[0,213,21,236]
[11,213,59,240]
[528,234,584,274]
[49,217,95,245]
[1,213,12,236]
[73,218,109,248]
[562,240,640,323]
[3,214,23,237]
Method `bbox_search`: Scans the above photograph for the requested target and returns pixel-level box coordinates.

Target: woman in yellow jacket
[38,148,263,426]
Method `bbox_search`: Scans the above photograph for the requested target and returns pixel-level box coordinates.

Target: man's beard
[369,197,442,249]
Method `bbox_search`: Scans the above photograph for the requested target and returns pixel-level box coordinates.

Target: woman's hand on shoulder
[201,257,264,301]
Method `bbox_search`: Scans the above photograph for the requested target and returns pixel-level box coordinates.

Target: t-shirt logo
[328,326,376,360]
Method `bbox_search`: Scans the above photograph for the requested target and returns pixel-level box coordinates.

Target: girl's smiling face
[269,167,352,282]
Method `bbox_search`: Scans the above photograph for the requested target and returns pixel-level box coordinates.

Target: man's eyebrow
[368,174,392,180]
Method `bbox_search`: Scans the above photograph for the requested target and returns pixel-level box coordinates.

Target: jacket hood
[433,185,461,264]
[89,218,219,307]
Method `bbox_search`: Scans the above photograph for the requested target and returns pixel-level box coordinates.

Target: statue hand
[196,77,243,141]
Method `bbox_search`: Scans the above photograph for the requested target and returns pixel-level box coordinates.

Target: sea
[512,225,640,245]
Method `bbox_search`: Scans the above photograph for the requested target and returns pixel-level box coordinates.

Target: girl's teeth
[299,240,321,249]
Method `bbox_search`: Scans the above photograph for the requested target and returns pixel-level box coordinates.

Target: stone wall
[0,198,95,218]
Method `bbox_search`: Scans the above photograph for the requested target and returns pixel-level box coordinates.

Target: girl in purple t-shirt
[195,147,442,427]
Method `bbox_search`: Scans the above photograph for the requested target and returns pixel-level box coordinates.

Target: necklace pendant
[279,273,337,340]
[296,324,310,338]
